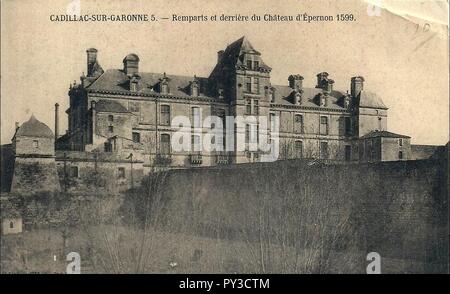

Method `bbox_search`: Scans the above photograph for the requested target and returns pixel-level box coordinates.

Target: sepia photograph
[0,0,448,284]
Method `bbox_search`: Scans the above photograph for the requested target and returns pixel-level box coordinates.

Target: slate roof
[87,69,211,98]
[357,91,388,109]
[360,130,410,139]
[95,99,131,113]
[271,85,348,109]
[209,36,272,78]
[85,36,388,111]
[15,115,54,138]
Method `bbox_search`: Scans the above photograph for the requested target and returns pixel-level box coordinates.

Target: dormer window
[160,73,170,94]
[253,61,259,70]
[294,92,302,104]
[344,95,351,108]
[190,78,199,97]
[246,60,252,69]
[130,80,138,92]
[130,74,141,92]
[161,83,169,94]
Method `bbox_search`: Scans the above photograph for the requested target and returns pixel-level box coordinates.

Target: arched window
[9,221,14,229]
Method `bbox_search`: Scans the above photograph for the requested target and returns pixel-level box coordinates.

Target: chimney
[217,50,224,62]
[123,53,140,76]
[351,76,365,98]
[54,103,59,140]
[86,48,98,77]
[288,75,304,91]
[326,79,334,93]
[316,72,329,90]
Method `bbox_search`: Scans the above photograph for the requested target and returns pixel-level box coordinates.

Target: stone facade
[3,37,421,194]
[59,36,402,170]
[358,131,412,162]
[10,116,60,194]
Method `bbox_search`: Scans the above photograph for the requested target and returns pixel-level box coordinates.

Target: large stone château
[3,36,422,193]
[60,36,411,164]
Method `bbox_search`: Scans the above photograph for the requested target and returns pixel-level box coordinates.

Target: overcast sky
[1,0,448,145]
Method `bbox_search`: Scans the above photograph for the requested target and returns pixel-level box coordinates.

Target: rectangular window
[246,60,252,70]
[245,99,252,114]
[320,142,329,159]
[245,77,252,93]
[253,61,259,70]
[132,132,140,143]
[366,140,373,161]
[160,134,171,155]
[160,105,170,126]
[104,142,112,152]
[320,116,329,135]
[215,108,226,124]
[295,140,303,158]
[118,167,125,179]
[399,138,403,147]
[269,113,276,131]
[32,140,39,148]
[253,78,259,94]
[216,109,226,150]
[345,117,352,136]
[256,124,259,144]
[359,141,364,161]
[191,107,201,128]
[245,124,250,144]
[108,126,114,133]
[254,99,259,115]
[69,166,78,178]
[191,134,201,152]
[294,114,304,133]
[108,115,114,122]
[345,145,351,161]
[399,151,403,160]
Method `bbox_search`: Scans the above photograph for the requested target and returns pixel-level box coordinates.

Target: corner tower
[10,115,60,193]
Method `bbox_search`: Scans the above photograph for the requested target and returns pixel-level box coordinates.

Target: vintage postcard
[0,0,448,280]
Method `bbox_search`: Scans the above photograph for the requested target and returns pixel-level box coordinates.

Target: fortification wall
[138,159,448,273]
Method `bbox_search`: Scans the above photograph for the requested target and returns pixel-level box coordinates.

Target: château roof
[15,115,54,138]
[85,36,387,111]
[86,69,212,98]
[357,91,388,109]
[209,36,272,78]
[270,85,348,110]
